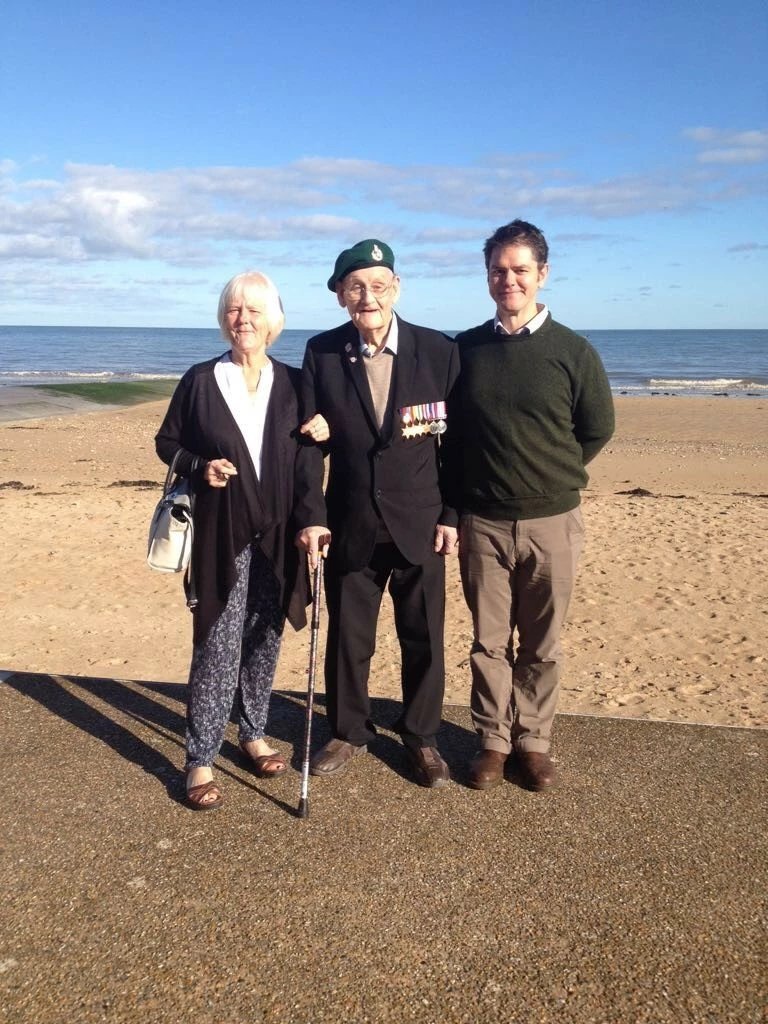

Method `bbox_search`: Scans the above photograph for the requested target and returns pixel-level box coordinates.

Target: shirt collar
[494,304,549,336]
[359,313,399,358]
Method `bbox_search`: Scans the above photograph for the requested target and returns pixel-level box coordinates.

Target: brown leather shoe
[310,738,367,776]
[406,746,450,788]
[517,750,558,791]
[468,749,507,790]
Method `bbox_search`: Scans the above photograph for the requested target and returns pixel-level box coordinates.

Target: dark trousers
[323,542,446,750]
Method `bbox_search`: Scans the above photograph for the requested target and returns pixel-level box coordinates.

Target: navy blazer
[294,315,460,572]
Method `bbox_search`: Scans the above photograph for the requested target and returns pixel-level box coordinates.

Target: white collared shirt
[359,313,399,358]
[494,304,549,336]
[214,352,274,479]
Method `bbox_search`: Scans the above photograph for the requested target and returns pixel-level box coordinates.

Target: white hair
[217,271,285,346]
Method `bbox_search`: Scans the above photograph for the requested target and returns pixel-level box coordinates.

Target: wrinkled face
[223,285,272,357]
[336,266,400,334]
[487,243,548,321]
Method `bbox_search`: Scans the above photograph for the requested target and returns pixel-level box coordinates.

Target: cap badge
[371,244,383,261]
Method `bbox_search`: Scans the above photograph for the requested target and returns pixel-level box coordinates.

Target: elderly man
[295,239,459,788]
[442,219,614,792]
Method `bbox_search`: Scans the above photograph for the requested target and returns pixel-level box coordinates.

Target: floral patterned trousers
[185,543,284,769]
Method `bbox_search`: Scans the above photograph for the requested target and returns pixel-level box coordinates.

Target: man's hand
[434,524,458,555]
[296,526,332,569]
[205,458,238,488]
[300,414,330,444]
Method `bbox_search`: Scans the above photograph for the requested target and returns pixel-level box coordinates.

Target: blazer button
[375,489,382,497]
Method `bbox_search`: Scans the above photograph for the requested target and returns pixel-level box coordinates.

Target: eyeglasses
[342,279,395,300]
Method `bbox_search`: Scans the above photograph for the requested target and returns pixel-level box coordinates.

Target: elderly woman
[155,271,311,810]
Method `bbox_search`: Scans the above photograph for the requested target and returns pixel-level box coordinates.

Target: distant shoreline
[2,325,767,398]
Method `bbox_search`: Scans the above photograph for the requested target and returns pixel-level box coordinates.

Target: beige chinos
[458,509,584,754]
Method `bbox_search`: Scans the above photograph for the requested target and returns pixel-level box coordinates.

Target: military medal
[433,400,447,434]
[399,400,447,439]
[403,422,430,439]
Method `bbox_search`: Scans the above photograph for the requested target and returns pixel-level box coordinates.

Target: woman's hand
[300,414,330,444]
[205,458,238,488]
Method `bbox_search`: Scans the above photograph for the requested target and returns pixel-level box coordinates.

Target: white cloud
[1,130,765,277]
[405,248,482,277]
[727,242,768,252]
[684,128,767,146]
[698,147,767,165]
[412,227,488,243]
[0,234,83,258]
[683,127,768,165]
[70,186,157,256]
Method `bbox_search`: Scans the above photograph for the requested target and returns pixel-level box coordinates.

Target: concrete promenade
[1,671,765,1024]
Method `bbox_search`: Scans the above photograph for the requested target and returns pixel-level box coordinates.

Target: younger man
[443,220,614,791]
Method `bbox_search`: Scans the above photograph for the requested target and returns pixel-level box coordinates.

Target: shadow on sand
[4,671,478,812]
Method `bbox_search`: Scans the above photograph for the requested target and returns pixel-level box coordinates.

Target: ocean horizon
[1,325,766,398]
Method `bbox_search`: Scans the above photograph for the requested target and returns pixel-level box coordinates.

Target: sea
[1,326,766,398]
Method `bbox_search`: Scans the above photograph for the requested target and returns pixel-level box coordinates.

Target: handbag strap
[163,449,184,497]
[162,450,201,611]
[163,450,203,492]
[186,558,198,610]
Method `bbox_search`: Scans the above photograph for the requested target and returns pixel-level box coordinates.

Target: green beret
[327,239,395,291]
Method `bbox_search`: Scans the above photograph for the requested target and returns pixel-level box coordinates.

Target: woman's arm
[154,372,203,478]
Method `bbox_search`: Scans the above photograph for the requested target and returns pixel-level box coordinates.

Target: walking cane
[298,546,326,819]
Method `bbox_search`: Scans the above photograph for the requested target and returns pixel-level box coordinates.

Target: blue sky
[1,0,766,331]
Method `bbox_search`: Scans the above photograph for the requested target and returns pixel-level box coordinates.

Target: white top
[494,304,549,336]
[214,353,274,479]
[359,312,400,357]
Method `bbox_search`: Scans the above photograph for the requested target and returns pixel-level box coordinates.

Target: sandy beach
[1,393,766,730]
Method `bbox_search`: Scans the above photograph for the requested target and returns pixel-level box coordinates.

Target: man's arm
[573,344,615,465]
[437,336,462,525]
[293,344,331,568]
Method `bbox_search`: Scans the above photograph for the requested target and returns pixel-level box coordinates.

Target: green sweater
[444,315,615,520]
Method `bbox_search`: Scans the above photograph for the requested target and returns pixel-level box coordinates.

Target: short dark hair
[483,219,549,270]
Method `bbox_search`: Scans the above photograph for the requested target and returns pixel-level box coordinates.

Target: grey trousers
[185,544,284,770]
[458,510,584,754]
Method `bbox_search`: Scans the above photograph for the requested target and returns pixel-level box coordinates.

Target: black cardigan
[155,355,310,644]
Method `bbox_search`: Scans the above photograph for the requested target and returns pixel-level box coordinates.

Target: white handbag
[147,452,197,574]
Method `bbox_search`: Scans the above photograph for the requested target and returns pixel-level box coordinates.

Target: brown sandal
[240,743,288,778]
[185,780,224,811]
